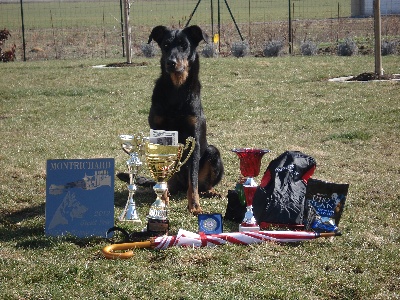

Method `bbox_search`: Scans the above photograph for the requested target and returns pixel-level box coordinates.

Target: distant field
[2,0,399,60]
[1,0,352,30]
[1,1,121,29]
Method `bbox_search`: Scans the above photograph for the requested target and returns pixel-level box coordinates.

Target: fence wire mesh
[1,0,399,61]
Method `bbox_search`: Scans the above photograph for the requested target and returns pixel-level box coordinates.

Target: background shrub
[0,28,16,62]
[202,44,218,58]
[381,40,397,56]
[337,38,358,56]
[141,43,157,57]
[300,40,318,56]
[263,40,284,57]
[231,41,249,58]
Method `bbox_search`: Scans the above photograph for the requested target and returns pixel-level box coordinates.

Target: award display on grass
[118,133,146,222]
[232,148,269,232]
[145,134,195,236]
[45,158,114,237]
[198,213,223,234]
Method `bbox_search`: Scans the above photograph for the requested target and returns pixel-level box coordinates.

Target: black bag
[224,189,246,223]
[252,151,316,227]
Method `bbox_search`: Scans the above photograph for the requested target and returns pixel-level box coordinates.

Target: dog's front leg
[161,189,169,206]
[187,177,201,214]
[187,143,202,214]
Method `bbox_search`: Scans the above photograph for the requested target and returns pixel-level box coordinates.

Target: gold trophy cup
[145,136,195,235]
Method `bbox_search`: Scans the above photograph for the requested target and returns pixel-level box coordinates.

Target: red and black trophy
[232,148,270,232]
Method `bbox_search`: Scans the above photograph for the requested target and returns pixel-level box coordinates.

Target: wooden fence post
[123,0,132,64]
[373,0,382,76]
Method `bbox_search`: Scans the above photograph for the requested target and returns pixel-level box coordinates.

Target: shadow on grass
[115,186,157,208]
[3,202,43,221]
[1,184,230,249]
[0,210,107,249]
[0,189,155,249]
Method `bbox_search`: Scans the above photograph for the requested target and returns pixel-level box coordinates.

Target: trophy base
[119,208,142,223]
[239,224,260,232]
[147,218,169,236]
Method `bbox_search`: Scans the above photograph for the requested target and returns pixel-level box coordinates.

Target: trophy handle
[102,240,152,259]
[178,136,196,168]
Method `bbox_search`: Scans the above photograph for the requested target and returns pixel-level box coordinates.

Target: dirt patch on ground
[105,62,149,68]
[347,72,400,81]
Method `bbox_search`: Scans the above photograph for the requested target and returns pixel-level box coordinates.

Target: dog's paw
[116,173,156,187]
[190,207,203,215]
[200,189,222,199]
[188,202,203,215]
[161,189,170,206]
[135,176,156,187]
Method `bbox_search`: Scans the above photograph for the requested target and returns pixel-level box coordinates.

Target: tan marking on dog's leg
[161,189,169,206]
[186,115,198,126]
[152,115,166,127]
[187,175,202,215]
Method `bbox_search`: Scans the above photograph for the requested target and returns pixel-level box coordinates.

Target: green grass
[1,55,399,299]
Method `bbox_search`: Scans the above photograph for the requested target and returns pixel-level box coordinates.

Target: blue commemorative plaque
[45,158,115,237]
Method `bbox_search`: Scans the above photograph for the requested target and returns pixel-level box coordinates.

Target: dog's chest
[151,113,197,132]
[153,89,201,117]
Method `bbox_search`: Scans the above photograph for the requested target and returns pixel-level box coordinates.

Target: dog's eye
[163,43,170,50]
[180,42,188,50]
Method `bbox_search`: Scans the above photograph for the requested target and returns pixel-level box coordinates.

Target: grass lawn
[0,54,399,299]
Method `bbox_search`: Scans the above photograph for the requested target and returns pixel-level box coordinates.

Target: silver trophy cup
[118,133,146,222]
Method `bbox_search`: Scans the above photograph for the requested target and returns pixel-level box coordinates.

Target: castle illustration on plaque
[45,158,114,237]
[49,169,112,195]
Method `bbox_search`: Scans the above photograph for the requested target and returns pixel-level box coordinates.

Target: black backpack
[252,151,316,228]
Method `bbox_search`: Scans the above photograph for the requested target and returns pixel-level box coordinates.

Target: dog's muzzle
[166,58,186,73]
[165,57,189,87]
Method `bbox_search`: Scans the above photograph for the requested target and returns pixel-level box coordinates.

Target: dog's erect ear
[183,25,209,47]
[148,25,169,46]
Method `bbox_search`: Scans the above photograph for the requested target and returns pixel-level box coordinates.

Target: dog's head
[148,25,208,87]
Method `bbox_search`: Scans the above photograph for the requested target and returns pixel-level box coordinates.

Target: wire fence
[1,0,399,61]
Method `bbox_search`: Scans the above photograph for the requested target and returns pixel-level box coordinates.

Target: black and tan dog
[147,25,224,214]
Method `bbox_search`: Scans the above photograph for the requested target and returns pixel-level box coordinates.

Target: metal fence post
[19,0,26,61]
[120,0,125,57]
[288,0,292,54]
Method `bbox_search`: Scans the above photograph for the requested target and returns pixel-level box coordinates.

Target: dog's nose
[166,59,176,69]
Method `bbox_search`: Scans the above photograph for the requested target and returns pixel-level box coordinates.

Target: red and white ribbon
[153,229,327,250]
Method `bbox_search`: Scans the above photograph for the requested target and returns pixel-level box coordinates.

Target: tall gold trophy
[145,137,195,235]
[118,134,146,222]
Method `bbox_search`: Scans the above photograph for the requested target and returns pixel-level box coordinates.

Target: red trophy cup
[232,148,270,232]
